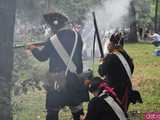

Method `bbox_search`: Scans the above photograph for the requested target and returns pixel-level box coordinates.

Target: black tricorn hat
[43,12,68,29]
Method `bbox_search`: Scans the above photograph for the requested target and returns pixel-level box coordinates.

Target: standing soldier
[27,12,89,120]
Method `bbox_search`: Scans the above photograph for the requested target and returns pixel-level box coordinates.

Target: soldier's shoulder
[89,97,99,105]
[58,29,74,35]
[57,29,76,39]
[104,53,117,59]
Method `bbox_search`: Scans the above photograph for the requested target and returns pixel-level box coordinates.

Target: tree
[154,0,159,32]
[0,0,16,119]
[134,0,160,32]
[128,0,138,42]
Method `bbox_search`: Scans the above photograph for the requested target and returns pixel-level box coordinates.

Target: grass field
[12,43,160,120]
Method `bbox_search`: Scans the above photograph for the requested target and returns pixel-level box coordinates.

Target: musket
[13,41,46,49]
[92,12,104,58]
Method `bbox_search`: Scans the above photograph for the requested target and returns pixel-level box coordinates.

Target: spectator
[148,31,160,47]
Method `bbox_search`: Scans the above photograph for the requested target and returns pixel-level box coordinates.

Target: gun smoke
[82,0,132,61]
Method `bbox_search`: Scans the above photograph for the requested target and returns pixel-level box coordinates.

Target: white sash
[50,31,78,76]
[113,52,132,80]
[104,96,127,120]
[98,92,127,120]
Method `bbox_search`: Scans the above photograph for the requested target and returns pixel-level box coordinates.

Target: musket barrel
[92,12,104,58]
[13,41,46,49]
[13,44,26,48]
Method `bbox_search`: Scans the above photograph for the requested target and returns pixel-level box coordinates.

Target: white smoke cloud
[82,0,132,62]
[95,0,132,30]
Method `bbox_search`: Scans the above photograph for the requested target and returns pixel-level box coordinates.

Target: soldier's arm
[31,40,51,61]
[98,54,112,77]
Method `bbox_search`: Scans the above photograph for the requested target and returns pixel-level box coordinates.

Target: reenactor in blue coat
[27,12,89,120]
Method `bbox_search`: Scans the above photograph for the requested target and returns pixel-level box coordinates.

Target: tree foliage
[16,0,98,24]
[135,0,160,31]
[47,0,98,23]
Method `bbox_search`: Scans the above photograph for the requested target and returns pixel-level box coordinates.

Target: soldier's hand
[83,79,92,87]
[80,115,85,120]
[26,43,38,50]
[99,57,104,64]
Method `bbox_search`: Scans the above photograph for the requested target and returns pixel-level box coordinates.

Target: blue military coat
[31,29,89,108]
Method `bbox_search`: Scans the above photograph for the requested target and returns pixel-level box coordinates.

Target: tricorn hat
[43,12,68,30]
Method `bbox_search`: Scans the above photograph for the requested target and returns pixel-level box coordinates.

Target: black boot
[46,109,59,120]
[72,109,84,120]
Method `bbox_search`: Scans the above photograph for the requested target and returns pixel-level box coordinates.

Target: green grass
[125,43,160,112]
[13,43,160,120]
